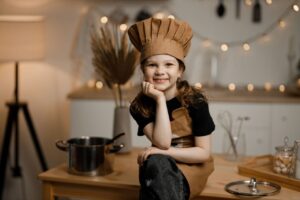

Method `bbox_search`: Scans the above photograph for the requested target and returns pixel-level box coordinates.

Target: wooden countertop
[67,85,300,104]
[39,148,300,200]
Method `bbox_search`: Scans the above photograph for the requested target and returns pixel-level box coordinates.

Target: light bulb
[264,82,272,91]
[194,83,203,89]
[228,83,236,91]
[96,81,103,89]
[278,84,285,92]
[265,0,272,5]
[168,15,175,19]
[100,16,108,24]
[293,4,299,12]
[220,44,228,52]
[247,84,254,92]
[243,43,250,51]
[119,24,127,32]
[279,20,286,28]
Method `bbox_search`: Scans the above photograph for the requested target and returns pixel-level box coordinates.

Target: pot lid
[225,177,281,197]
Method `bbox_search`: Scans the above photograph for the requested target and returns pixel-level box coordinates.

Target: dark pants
[139,154,190,200]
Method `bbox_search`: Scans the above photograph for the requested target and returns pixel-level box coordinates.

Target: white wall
[0,0,299,199]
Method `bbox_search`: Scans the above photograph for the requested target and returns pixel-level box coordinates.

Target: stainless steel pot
[56,133,124,176]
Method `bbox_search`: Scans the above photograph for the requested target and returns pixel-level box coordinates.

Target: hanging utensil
[252,0,262,23]
[216,0,226,18]
[236,0,241,19]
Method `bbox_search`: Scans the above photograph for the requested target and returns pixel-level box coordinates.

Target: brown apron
[170,107,214,199]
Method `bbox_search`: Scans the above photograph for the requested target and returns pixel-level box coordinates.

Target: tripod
[0,62,48,200]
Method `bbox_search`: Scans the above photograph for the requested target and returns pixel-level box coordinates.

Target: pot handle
[109,143,124,153]
[55,140,68,151]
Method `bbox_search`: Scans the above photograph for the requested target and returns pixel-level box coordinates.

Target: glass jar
[273,137,296,176]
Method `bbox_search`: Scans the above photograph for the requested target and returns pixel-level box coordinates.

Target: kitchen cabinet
[271,104,300,154]
[69,86,300,156]
[209,102,272,156]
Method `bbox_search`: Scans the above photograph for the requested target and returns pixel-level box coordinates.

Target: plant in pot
[90,23,139,153]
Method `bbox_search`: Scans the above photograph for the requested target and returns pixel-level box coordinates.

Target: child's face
[142,54,183,93]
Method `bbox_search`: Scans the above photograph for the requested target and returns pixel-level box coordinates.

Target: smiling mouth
[153,79,168,83]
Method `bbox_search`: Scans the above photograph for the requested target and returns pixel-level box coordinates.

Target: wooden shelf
[67,85,300,104]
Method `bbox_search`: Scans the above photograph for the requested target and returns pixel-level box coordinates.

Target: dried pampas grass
[91,24,139,107]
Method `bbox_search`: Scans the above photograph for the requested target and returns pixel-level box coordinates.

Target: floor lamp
[0,15,48,200]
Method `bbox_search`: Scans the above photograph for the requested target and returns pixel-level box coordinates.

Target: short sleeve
[189,102,215,136]
[130,105,154,136]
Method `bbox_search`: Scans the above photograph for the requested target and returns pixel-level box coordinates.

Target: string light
[96,81,103,89]
[202,40,211,47]
[168,15,175,19]
[119,23,127,32]
[266,0,272,5]
[278,84,286,92]
[243,43,251,51]
[293,4,299,12]
[194,82,203,89]
[220,44,228,52]
[228,83,236,91]
[264,82,272,91]
[191,1,298,52]
[245,0,253,6]
[154,12,164,19]
[247,84,255,92]
[100,16,108,24]
[87,80,96,88]
[279,20,286,28]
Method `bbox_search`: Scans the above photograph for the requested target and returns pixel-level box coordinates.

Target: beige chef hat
[128,17,193,65]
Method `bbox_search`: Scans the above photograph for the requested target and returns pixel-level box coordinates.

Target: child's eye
[146,63,156,67]
[166,63,175,67]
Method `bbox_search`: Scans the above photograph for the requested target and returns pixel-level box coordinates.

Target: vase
[112,106,132,153]
[222,132,246,161]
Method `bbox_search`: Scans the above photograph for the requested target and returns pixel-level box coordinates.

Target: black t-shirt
[130,96,215,137]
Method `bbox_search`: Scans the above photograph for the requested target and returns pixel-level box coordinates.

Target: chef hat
[128,17,193,65]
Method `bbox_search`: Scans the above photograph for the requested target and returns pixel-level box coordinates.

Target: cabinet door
[210,102,271,155]
[271,104,300,154]
[70,100,150,147]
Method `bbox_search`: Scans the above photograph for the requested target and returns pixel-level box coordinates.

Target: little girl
[128,17,215,200]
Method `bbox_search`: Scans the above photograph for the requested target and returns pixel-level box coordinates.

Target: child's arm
[138,135,211,165]
[141,81,173,149]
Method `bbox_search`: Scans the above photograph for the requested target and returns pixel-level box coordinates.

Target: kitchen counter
[39,148,300,200]
[68,85,300,104]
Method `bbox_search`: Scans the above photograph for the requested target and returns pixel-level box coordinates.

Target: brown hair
[130,61,207,118]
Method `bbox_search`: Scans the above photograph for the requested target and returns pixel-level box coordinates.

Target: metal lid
[275,136,294,152]
[225,177,281,197]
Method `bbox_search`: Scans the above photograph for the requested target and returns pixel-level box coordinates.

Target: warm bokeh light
[228,83,236,91]
[297,78,300,88]
[279,20,286,28]
[87,80,95,88]
[265,0,272,5]
[293,4,299,12]
[100,16,108,24]
[202,40,211,48]
[194,82,203,89]
[96,81,103,89]
[243,43,250,51]
[220,44,228,52]
[154,12,164,19]
[119,24,127,32]
[245,0,253,6]
[168,15,175,19]
[247,84,254,92]
[264,82,272,91]
[278,84,286,93]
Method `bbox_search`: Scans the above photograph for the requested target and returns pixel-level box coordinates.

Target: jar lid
[225,177,281,197]
[275,136,294,152]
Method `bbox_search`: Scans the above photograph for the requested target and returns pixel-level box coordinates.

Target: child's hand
[137,147,162,166]
[142,81,164,101]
